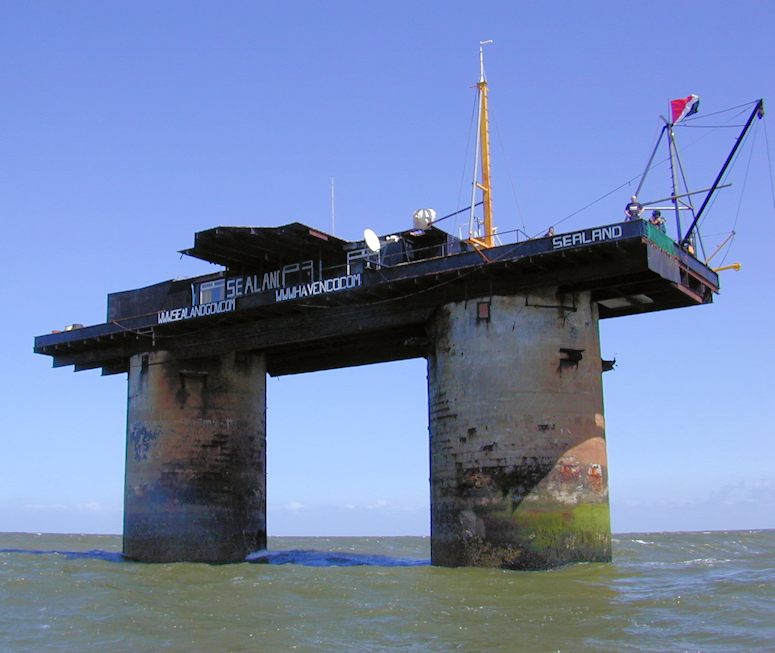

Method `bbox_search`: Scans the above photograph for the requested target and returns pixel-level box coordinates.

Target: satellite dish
[364,228,381,252]
[412,208,437,230]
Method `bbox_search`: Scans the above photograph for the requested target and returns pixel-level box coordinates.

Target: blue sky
[2,1,773,536]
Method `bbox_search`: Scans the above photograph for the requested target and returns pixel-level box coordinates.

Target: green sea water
[1,531,773,652]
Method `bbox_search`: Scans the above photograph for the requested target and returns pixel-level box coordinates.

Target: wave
[0,548,125,563]
[246,549,430,567]
[1,547,430,567]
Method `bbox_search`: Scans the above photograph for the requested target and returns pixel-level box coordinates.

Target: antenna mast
[468,40,495,248]
[666,116,684,242]
[331,176,336,236]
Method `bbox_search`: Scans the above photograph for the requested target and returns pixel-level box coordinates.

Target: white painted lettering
[158,299,235,324]
[274,273,362,303]
[552,225,625,250]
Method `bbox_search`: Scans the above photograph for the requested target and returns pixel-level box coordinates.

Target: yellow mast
[469,40,495,249]
[478,74,494,247]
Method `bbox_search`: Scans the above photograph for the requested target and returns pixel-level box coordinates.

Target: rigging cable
[681,100,758,123]
[718,120,761,268]
[433,202,483,224]
[534,172,642,237]
[454,90,480,237]
[681,124,745,129]
[681,105,758,236]
[701,117,759,231]
[731,120,760,233]
[763,117,775,214]
[539,103,759,238]
[492,114,528,238]
[672,106,751,154]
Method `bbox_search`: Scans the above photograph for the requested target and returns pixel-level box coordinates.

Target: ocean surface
[1,531,773,652]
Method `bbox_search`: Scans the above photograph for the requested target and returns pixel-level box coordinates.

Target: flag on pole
[670,94,700,124]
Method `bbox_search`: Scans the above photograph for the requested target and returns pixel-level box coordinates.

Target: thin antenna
[479,39,493,82]
[331,176,336,236]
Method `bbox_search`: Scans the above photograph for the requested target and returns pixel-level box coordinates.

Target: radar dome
[412,208,437,230]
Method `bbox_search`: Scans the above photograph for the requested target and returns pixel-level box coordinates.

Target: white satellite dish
[364,228,381,252]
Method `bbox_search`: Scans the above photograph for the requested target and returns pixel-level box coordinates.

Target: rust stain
[587,463,604,491]
[559,463,581,481]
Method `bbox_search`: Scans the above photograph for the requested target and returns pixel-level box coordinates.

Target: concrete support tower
[124,350,267,562]
[428,289,611,569]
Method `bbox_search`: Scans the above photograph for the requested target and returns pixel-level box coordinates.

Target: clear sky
[2,1,773,536]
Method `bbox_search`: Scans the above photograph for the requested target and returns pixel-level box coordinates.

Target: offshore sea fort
[1,531,774,652]
[34,216,717,568]
[33,68,763,568]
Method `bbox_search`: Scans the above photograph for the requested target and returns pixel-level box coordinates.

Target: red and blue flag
[671,94,700,123]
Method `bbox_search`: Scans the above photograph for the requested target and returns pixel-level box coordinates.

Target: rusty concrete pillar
[123,350,266,562]
[427,289,611,569]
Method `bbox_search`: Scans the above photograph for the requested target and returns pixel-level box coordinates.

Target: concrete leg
[123,350,266,562]
[427,290,611,569]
